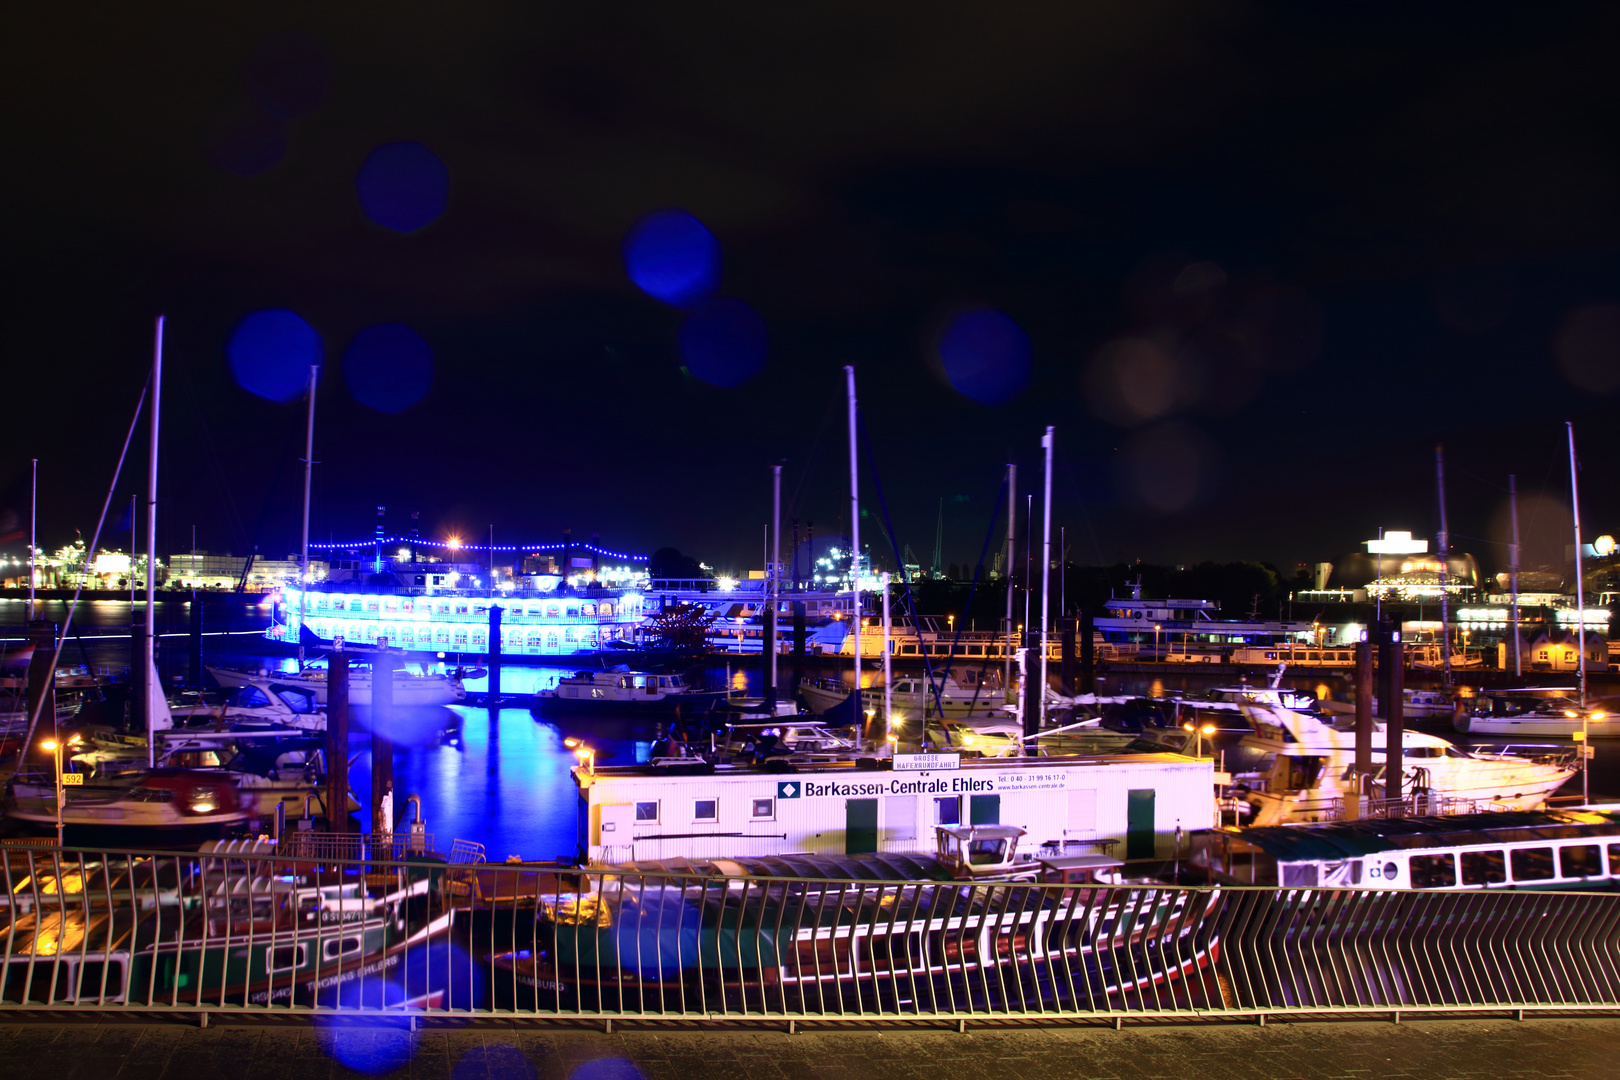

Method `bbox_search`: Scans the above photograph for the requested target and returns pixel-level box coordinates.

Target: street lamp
[39,738,64,846]
[1568,709,1604,804]
[1181,722,1217,758]
[1154,623,1162,658]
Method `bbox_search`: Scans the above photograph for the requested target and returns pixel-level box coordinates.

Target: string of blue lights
[307,538,649,561]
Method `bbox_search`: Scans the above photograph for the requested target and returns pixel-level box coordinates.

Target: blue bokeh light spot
[313,1020,411,1074]
[356,142,448,233]
[938,308,1031,405]
[623,210,721,307]
[344,324,433,413]
[678,299,767,388]
[226,309,322,402]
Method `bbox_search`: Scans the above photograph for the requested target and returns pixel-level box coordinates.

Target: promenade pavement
[1,1015,1616,1080]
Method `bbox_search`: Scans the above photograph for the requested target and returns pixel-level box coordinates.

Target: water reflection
[347,705,651,862]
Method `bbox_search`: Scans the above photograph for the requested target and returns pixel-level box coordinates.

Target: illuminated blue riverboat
[267,584,648,659]
[263,539,654,661]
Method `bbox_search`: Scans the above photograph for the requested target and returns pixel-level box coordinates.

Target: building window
[935,796,961,825]
[454,629,469,645]
[634,801,659,823]
[752,798,774,820]
[694,800,717,822]
[546,632,560,650]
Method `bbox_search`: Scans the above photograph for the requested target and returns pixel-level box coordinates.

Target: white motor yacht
[176,676,327,732]
[532,668,726,715]
[208,663,465,707]
[1234,701,1578,826]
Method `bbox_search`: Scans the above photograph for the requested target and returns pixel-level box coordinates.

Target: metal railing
[3,843,1618,1022]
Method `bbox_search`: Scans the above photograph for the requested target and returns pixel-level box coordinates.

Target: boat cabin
[1191,810,1620,890]
[934,824,1035,880]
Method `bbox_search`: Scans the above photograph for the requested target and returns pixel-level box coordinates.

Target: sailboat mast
[1434,446,1452,687]
[769,464,781,703]
[1039,427,1053,733]
[145,315,163,767]
[299,364,317,669]
[1004,463,1015,692]
[1509,474,1522,679]
[844,365,861,717]
[881,571,892,744]
[1568,422,1587,708]
[29,458,36,611]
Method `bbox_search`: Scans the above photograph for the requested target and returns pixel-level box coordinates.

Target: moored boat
[208,663,465,707]
[1192,808,1620,890]
[1234,700,1578,826]
[0,844,455,1007]
[531,668,726,716]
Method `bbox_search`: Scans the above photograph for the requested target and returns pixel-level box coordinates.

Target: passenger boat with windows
[482,824,1207,1013]
[270,578,648,662]
[531,668,726,716]
[1192,809,1620,891]
[1233,699,1578,826]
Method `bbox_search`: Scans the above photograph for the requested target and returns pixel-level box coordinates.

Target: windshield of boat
[967,837,1009,864]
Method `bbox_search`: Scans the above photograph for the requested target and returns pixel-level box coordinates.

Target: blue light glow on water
[346,706,649,862]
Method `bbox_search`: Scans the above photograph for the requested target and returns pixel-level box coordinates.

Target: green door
[845,798,878,854]
[969,794,1001,825]
[1126,789,1156,859]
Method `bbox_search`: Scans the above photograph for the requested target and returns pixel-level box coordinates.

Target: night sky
[5,4,1620,581]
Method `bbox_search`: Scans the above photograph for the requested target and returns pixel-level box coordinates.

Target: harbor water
[6,597,1619,856]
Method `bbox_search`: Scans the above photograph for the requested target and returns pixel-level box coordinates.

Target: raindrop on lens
[679,299,767,388]
[356,142,449,233]
[937,308,1031,405]
[226,310,322,402]
[623,210,721,307]
[344,324,433,413]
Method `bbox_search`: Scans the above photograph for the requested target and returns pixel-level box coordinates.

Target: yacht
[58,732,354,823]
[1455,693,1616,738]
[531,668,726,716]
[799,672,1007,720]
[1233,700,1578,826]
[208,663,465,707]
[174,676,327,732]
[4,768,251,835]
